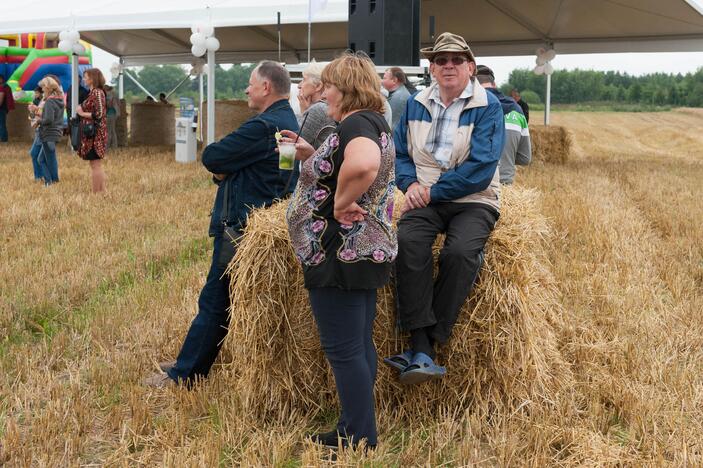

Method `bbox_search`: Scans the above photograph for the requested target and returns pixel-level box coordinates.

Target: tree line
[117,64,703,108]
[500,67,703,107]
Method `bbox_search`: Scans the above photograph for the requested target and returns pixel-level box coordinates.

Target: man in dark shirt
[145,60,299,387]
[0,75,14,142]
[511,88,530,123]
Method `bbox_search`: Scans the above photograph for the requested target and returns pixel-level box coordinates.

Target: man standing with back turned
[145,61,299,387]
[385,32,505,385]
[476,65,531,185]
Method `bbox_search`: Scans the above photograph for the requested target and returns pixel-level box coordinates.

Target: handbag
[69,117,81,151]
[216,176,242,270]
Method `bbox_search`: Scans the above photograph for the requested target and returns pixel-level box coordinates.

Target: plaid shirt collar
[428,80,474,108]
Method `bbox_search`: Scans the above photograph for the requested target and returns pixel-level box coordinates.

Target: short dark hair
[475,65,495,85]
[35,86,43,93]
[159,93,166,98]
[387,67,407,85]
[255,60,291,96]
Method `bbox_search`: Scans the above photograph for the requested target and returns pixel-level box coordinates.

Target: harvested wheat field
[1,109,702,466]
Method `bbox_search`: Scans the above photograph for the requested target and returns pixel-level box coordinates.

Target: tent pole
[71,53,78,118]
[207,49,215,145]
[118,58,124,99]
[199,72,204,142]
[123,69,155,100]
[544,73,551,126]
[165,74,192,99]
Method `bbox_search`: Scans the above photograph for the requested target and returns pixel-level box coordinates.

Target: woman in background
[76,68,108,193]
[35,77,64,186]
[105,85,120,149]
[296,61,336,149]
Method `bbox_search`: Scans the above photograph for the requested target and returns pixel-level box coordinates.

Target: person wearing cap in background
[385,32,505,385]
[382,67,412,129]
[476,65,531,185]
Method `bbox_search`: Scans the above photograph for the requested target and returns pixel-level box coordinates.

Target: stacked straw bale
[129,102,175,145]
[224,187,572,422]
[5,103,34,142]
[530,125,572,163]
[116,99,128,147]
[202,100,255,141]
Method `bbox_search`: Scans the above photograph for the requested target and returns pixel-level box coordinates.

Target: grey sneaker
[144,372,175,388]
[159,360,177,373]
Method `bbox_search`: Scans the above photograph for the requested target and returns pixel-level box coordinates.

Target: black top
[517,98,530,123]
[287,110,397,290]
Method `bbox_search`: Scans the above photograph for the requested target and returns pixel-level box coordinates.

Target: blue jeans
[0,109,7,141]
[29,134,43,179]
[168,235,233,384]
[38,141,59,185]
[308,287,378,447]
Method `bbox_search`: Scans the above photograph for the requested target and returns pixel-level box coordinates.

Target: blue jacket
[202,99,299,236]
[394,81,505,211]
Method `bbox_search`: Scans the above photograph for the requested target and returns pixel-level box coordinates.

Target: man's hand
[213,173,226,181]
[402,182,431,213]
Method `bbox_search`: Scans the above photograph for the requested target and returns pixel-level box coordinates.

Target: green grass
[529,101,673,112]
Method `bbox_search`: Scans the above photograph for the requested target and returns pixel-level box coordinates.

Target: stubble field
[0,109,701,466]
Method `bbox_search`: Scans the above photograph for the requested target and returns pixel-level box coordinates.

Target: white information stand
[175,117,197,163]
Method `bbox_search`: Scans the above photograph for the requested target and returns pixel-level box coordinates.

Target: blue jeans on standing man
[167,233,235,384]
[38,141,59,185]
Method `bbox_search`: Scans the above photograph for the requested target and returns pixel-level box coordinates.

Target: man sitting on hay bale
[386,32,505,384]
[145,61,299,387]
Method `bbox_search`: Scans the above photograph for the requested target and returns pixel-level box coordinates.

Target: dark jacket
[202,99,299,236]
[39,96,65,143]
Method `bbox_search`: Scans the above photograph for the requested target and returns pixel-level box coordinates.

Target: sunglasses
[433,56,469,66]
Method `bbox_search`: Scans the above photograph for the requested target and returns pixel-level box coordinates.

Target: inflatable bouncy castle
[0,32,92,103]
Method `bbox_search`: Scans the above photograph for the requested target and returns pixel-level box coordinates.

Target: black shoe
[309,430,348,449]
[309,430,377,452]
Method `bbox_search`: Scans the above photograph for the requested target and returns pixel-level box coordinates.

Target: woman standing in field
[283,52,397,450]
[34,77,64,186]
[75,68,108,193]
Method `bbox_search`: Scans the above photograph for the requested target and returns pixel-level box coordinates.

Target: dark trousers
[0,109,7,142]
[308,287,378,447]
[395,202,498,344]
[168,235,233,383]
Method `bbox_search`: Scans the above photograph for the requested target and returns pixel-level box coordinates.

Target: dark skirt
[83,148,102,161]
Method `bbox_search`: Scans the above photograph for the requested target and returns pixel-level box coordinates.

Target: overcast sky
[91,47,703,87]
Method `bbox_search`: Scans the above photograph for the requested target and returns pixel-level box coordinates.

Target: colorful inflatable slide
[0,32,92,103]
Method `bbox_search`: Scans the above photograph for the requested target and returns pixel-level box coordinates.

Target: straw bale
[5,103,35,142]
[224,186,572,422]
[202,100,255,141]
[116,99,128,147]
[129,102,175,145]
[530,125,572,164]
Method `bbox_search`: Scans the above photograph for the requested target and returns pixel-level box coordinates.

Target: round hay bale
[224,187,572,422]
[129,102,175,146]
[202,100,255,141]
[115,99,128,147]
[5,103,34,142]
[530,125,572,164]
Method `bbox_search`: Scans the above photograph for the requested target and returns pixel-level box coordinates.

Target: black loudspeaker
[348,0,421,66]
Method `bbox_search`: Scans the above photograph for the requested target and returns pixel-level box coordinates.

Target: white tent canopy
[3,0,703,65]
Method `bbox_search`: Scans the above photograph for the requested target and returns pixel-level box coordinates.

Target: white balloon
[72,43,86,55]
[544,49,556,61]
[58,40,72,53]
[201,24,214,37]
[533,65,545,75]
[59,30,70,41]
[190,32,206,46]
[67,30,80,43]
[191,44,207,57]
[536,56,546,66]
[205,36,220,52]
[535,47,546,58]
[544,63,554,75]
